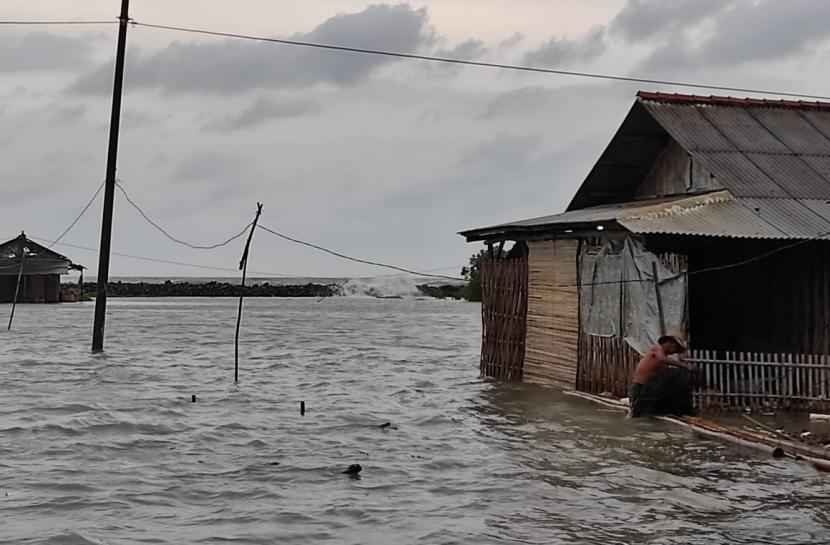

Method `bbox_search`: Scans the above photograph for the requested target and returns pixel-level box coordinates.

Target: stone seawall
[74,281,337,298]
[64,281,465,299]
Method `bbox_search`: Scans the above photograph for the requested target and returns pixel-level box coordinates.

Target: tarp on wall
[580,237,686,355]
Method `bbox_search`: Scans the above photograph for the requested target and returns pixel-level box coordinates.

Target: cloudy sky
[3,0,830,279]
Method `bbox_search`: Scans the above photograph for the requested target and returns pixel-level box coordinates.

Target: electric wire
[48,181,105,249]
[0,20,116,26]
[131,21,830,101]
[29,236,300,277]
[257,224,463,281]
[546,228,830,289]
[115,181,251,250]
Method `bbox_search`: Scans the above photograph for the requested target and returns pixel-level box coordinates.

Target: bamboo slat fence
[577,335,640,398]
[576,338,830,412]
[480,256,528,381]
[690,350,830,413]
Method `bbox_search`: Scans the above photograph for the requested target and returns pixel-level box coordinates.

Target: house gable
[568,92,830,210]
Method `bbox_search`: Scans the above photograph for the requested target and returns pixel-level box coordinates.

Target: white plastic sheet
[580,237,686,355]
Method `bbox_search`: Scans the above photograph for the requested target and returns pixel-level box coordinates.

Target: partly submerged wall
[524,239,580,389]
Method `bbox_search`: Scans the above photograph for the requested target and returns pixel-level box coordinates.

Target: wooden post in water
[91,0,131,352]
[7,236,25,331]
[235,203,263,383]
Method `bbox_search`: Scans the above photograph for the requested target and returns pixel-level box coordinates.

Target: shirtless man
[630,332,696,417]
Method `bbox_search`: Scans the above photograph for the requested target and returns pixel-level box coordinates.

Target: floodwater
[0,298,828,545]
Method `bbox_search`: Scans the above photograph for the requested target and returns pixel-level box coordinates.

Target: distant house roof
[461,92,830,242]
[0,233,82,276]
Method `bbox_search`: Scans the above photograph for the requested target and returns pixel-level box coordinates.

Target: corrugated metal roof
[642,102,735,152]
[459,195,692,240]
[461,190,830,241]
[638,95,830,200]
[619,194,830,240]
[465,92,830,242]
[749,108,830,155]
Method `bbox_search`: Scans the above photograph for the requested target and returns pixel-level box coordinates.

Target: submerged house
[0,233,83,303]
[461,92,830,413]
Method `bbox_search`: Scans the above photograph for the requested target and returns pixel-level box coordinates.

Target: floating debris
[342,464,362,475]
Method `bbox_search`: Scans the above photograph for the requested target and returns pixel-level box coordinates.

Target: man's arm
[653,348,696,371]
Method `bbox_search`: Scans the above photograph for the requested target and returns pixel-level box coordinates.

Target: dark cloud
[610,0,726,42]
[204,96,318,132]
[697,0,830,65]
[620,0,830,72]
[0,32,97,72]
[72,4,433,95]
[523,27,606,66]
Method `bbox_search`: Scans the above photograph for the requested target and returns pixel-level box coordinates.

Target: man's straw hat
[658,330,688,352]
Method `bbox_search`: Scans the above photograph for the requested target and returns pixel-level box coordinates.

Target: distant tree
[461,245,506,302]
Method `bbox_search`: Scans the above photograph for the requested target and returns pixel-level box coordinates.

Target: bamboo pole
[234,203,263,383]
[7,253,25,330]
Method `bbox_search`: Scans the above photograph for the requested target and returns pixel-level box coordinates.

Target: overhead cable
[0,20,116,25]
[257,224,463,281]
[48,181,105,249]
[115,181,251,250]
[550,229,830,289]
[30,236,300,277]
[131,21,830,101]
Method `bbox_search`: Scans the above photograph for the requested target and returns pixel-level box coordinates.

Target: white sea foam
[337,275,423,298]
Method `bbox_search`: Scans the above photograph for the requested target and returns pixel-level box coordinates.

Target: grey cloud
[610,0,726,42]
[524,27,606,67]
[478,87,556,120]
[458,132,542,171]
[0,33,97,72]
[72,4,433,95]
[122,109,163,130]
[628,0,830,72]
[204,96,318,132]
[50,105,87,123]
[697,0,830,65]
[172,151,245,182]
[436,39,487,60]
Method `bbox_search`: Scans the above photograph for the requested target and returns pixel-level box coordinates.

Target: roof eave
[460,220,620,242]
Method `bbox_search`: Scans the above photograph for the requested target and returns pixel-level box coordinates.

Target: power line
[48,181,105,249]
[115,181,251,250]
[0,20,116,25]
[29,236,299,277]
[257,224,463,281]
[132,21,830,101]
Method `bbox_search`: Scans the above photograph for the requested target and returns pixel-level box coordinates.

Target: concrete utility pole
[92,0,130,352]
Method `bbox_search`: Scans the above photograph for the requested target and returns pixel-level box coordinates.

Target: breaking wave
[336,276,423,298]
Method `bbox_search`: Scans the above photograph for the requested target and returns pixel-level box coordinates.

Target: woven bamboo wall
[524,239,580,388]
[480,256,528,381]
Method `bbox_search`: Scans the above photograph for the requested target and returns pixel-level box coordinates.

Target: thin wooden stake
[7,249,25,331]
[235,203,263,383]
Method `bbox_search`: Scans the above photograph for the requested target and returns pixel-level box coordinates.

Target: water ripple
[0,298,827,544]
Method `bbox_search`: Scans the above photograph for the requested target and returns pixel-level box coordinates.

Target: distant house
[460,92,830,413]
[0,232,83,303]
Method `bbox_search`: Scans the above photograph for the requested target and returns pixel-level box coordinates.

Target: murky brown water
[1,298,828,544]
